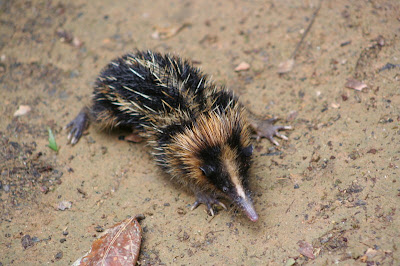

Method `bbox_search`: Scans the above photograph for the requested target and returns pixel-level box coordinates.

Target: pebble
[55,251,63,260]
[95,226,104,233]
[57,201,72,211]
[21,235,34,249]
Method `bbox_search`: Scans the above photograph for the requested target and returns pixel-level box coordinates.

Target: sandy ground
[1,0,400,265]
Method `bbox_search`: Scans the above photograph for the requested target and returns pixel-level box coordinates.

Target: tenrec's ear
[242,144,253,157]
[200,165,216,177]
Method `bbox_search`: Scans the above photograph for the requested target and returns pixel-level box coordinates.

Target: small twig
[290,0,323,60]
[285,199,296,213]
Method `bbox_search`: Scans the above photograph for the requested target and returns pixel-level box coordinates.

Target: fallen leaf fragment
[345,78,367,91]
[277,59,295,74]
[47,128,59,152]
[73,215,144,266]
[151,23,191,40]
[125,133,143,143]
[331,103,340,109]
[298,240,315,259]
[359,255,368,263]
[14,105,31,116]
[285,258,296,266]
[365,248,378,259]
[234,62,250,72]
[57,201,72,211]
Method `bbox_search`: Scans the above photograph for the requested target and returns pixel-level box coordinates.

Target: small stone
[55,251,63,260]
[95,226,104,232]
[62,231,69,236]
[277,59,295,74]
[40,186,49,194]
[57,201,72,211]
[60,238,66,243]
[21,235,34,249]
[177,207,187,215]
[72,37,83,48]
[294,184,300,189]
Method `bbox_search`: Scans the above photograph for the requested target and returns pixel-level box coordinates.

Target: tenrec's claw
[191,193,227,217]
[275,132,288,140]
[218,201,227,210]
[209,207,214,217]
[66,109,89,145]
[191,201,201,211]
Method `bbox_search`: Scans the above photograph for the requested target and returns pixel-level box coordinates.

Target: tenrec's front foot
[65,108,89,145]
[191,191,227,217]
[251,118,292,146]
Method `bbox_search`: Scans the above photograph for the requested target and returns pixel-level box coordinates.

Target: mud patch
[0,134,62,221]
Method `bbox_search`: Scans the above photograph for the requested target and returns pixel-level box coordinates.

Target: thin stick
[285,199,296,213]
[290,0,323,60]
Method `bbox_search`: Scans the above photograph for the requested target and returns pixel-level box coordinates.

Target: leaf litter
[73,215,144,266]
[345,78,368,91]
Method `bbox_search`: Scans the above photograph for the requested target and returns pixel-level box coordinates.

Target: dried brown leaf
[125,133,143,143]
[331,103,340,109]
[277,59,295,74]
[345,78,367,91]
[365,248,378,259]
[73,215,143,266]
[14,105,31,116]
[234,62,250,72]
[298,240,315,259]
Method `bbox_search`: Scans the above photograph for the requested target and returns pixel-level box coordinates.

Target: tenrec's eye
[242,144,254,157]
[222,186,228,192]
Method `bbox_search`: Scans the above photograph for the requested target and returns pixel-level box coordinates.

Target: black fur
[92,51,213,128]
[92,51,238,133]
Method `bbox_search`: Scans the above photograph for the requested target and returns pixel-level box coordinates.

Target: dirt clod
[21,235,34,249]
